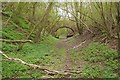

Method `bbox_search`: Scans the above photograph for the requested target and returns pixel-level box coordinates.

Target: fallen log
[0,39,33,43]
[0,51,69,76]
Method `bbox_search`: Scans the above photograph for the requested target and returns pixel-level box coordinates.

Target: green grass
[2,32,119,78]
[2,25,25,40]
[2,35,65,78]
[81,64,118,78]
[69,42,118,78]
[2,11,67,78]
[2,22,66,78]
[80,42,118,63]
[79,42,118,78]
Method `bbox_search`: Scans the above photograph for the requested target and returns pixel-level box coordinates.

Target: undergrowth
[2,35,62,78]
[2,15,66,78]
[2,25,25,40]
[1,22,119,78]
[79,42,119,78]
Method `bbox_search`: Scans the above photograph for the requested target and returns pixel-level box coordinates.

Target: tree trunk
[116,2,120,76]
[17,3,54,50]
[34,2,53,43]
[32,2,37,19]
[74,2,83,35]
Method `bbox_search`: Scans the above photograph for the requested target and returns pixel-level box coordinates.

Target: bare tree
[116,2,120,61]
[74,2,83,35]
[34,2,54,43]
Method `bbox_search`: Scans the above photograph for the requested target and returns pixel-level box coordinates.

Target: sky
[58,8,72,18]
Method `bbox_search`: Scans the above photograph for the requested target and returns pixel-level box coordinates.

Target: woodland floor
[2,29,119,78]
[50,30,118,78]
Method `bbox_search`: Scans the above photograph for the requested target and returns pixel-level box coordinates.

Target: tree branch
[0,51,69,76]
[0,39,33,43]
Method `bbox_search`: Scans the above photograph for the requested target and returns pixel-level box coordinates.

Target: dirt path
[55,31,96,75]
[53,29,118,77]
[56,39,73,71]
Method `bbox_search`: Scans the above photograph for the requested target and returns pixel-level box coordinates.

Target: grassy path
[55,38,89,77]
[56,39,72,71]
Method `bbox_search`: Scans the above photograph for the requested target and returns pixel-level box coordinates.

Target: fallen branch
[72,40,86,49]
[0,39,33,43]
[0,51,69,76]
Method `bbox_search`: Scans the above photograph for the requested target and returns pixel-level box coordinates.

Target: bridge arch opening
[54,26,75,39]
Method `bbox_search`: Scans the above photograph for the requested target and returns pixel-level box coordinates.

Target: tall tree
[115,2,120,76]
[74,2,83,35]
[34,2,54,43]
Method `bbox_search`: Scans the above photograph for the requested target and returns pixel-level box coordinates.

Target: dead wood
[0,51,69,76]
[0,39,33,43]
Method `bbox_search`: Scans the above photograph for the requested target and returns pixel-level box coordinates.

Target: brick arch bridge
[51,25,75,38]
